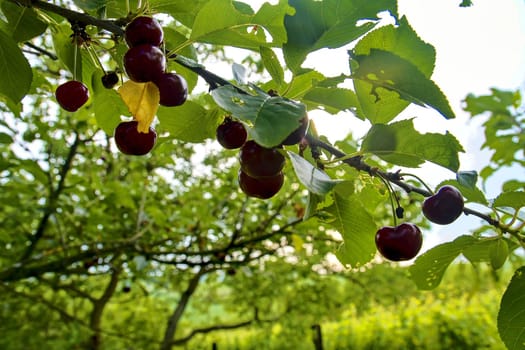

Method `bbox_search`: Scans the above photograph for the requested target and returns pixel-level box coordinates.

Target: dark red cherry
[422,185,464,225]
[125,16,164,47]
[238,170,284,199]
[216,118,247,149]
[101,71,119,89]
[55,80,89,112]
[375,223,423,261]
[239,141,285,178]
[114,121,157,155]
[281,116,309,146]
[124,44,165,82]
[153,72,188,107]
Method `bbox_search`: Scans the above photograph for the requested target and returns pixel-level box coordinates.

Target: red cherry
[154,72,188,107]
[422,185,464,225]
[124,44,166,82]
[101,71,119,89]
[281,116,309,146]
[55,80,89,112]
[216,118,247,149]
[125,16,164,47]
[239,141,285,178]
[375,223,423,261]
[114,121,157,155]
[238,170,284,199]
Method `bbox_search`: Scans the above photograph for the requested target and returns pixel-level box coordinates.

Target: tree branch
[305,134,515,234]
[169,307,283,346]
[20,0,125,35]
[89,265,122,350]
[160,268,206,350]
[20,132,81,261]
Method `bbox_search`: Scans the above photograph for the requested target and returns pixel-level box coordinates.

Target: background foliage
[0,0,523,349]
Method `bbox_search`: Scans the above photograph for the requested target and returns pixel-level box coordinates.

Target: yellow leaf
[118,81,160,133]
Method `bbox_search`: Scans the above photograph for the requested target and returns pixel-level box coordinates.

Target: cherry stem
[73,43,78,81]
[398,173,434,194]
[378,174,398,226]
[86,45,106,74]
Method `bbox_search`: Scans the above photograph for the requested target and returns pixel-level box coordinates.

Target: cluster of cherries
[375,185,464,261]
[115,15,188,156]
[216,116,308,199]
[55,15,189,156]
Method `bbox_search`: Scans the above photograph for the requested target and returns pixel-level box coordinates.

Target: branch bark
[159,268,206,350]
[305,134,514,235]
[89,265,122,350]
[20,132,81,261]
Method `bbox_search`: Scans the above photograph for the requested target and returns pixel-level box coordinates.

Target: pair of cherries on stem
[375,185,464,261]
[216,116,308,199]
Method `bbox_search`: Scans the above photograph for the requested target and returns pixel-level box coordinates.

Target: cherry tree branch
[14,1,519,237]
[20,132,81,261]
[305,134,516,235]
[160,268,206,350]
[169,307,287,346]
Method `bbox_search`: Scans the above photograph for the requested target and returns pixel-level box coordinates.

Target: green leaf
[149,0,209,28]
[91,71,127,135]
[361,119,463,172]
[164,27,199,92]
[493,191,525,211]
[351,49,455,121]
[463,88,520,117]
[189,0,294,49]
[52,23,82,81]
[351,17,439,123]
[489,239,509,270]
[283,0,397,72]
[283,70,325,99]
[409,235,477,290]
[0,1,47,42]
[0,132,13,144]
[232,63,247,85]
[73,0,108,11]
[260,46,284,87]
[456,170,478,189]
[326,191,377,268]
[0,29,32,103]
[210,85,306,148]
[288,151,340,195]
[304,192,324,221]
[157,102,221,143]
[498,266,525,350]
[462,237,516,264]
[303,87,360,116]
[437,179,487,204]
